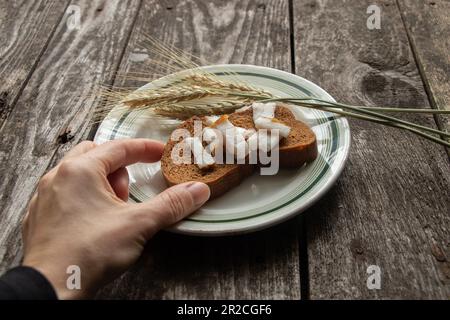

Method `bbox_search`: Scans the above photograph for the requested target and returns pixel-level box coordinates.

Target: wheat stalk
[183,74,272,97]
[121,86,217,107]
[92,36,449,147]
[152,100,249,119]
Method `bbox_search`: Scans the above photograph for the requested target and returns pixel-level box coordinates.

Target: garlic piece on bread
[252,102,276,122]
[204,115,220,126]
[254,117,291,138]
[185,137,215,169]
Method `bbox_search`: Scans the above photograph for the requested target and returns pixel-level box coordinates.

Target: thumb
[135,181,210,232]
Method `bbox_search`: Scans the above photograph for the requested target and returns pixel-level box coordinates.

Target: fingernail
[186,182,210,206]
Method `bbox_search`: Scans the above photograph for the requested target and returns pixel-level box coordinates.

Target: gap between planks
[288,0,310,300]
[0,1,72,133]
[394,0,449,158]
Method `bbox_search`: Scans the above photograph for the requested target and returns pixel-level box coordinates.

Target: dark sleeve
[0,266,57,300]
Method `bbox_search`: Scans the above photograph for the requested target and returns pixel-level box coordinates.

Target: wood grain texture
[95,0,302,299]
[292,0,450,299]
[0,0,70,127]
[0,0,141,272]
[1,0,447,300]
[396,0,450,136]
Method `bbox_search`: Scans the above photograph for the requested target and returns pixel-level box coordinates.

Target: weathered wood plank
[0,0,141,271]
[292,0,450,299]
[98,224,301,299]
[0,0,70,127]
[397,0,450,136]
[95,0,301,299]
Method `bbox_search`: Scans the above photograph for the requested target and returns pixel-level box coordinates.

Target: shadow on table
[96,185,341,299]
[96,215,303,299]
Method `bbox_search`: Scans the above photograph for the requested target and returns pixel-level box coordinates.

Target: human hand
[21,139,210,299]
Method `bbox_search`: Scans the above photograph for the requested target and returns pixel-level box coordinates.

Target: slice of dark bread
[160,104,317,199]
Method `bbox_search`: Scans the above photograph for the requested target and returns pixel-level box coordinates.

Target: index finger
[83,139,165,174]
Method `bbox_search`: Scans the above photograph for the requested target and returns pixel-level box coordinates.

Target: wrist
[22,258,93,300]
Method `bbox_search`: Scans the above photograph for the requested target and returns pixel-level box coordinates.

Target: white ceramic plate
[94,65,351,236]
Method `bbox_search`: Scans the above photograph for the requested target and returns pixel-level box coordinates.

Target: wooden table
[0,0,448,299]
